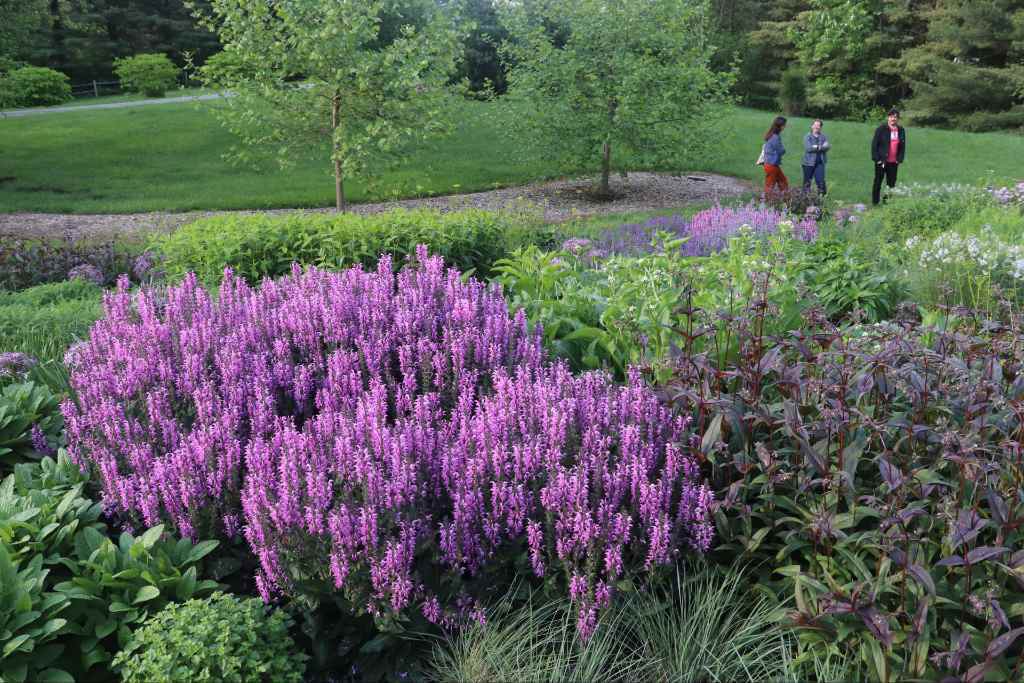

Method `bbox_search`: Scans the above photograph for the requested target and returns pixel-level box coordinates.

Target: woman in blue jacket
[762,116,788,199]
[802,119,830,195]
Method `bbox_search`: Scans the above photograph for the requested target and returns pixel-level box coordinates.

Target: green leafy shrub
[151,207,555,286]
[113,592,306,683]
[0,545,71,683]
[113,53,179,97]
[1,66,71,107]
[0,454,221,680]
[0,381,62,472]
[494,227,814,382]
[866,183,993,241]
[797,238,905,322]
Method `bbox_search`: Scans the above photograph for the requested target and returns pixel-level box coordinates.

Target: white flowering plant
[905,226,1024,311]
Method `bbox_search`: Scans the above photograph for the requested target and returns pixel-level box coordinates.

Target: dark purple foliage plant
[659,289,1024,681]
[62,248,713,637]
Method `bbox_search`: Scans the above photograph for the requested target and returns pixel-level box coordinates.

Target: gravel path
[0,93,227,118]
[0,172,752,241]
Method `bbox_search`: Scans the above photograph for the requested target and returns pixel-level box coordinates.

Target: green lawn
[1,99,1021,214]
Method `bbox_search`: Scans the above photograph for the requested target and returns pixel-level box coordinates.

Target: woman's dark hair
[888,108,900,117]
[764,116,787,141]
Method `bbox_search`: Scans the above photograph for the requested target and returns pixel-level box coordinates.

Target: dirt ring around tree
[0,172,753,242]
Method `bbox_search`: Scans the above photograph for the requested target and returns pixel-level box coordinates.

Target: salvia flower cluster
[63,248,712,636]
[593,203,817,257]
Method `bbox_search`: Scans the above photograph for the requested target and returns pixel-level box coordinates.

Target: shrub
[150,207,555,286]
[64,250,712,635]
[0,381,62,472]
[2,66,71,107]
[0,453,221,680]
[496,225,818,381]
[113,592,305,683]
[0,232,144,291]
[663,308,1024,681]
[873,183,993,240]
[113,53,179,97]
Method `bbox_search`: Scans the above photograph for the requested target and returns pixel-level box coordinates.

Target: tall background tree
[500,0,733,198]
[196,0,463,211]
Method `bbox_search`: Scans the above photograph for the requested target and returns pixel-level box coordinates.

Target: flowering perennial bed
[593,203,818,257]
[63,248,712,635]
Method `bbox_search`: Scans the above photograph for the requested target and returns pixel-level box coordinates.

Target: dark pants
[872,162,899,205]
[802,163,826,194]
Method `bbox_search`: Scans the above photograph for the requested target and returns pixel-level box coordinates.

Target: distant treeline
[2,0,1023,131]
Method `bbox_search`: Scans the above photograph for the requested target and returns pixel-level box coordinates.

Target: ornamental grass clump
[63,247,712,636]
[594,204,817,257]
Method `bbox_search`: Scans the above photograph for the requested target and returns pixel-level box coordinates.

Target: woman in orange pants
[762,116,789,199]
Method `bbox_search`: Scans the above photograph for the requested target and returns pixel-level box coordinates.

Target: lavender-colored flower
[561,238,593,254]
[64,247,712,636]
[67,263,105,286]
[131,251,160,282]
[594,203,817,258]
[0,352,37,378]
[30,424,55,455]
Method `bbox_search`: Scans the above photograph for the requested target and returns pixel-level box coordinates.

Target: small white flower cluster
[888,182,980,199]
[909,228,1024,280]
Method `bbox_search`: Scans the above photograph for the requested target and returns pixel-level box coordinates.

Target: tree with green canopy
[499,0,733,198]
[194,0,463,211]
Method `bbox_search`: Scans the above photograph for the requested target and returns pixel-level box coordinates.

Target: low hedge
[151,208,555,285]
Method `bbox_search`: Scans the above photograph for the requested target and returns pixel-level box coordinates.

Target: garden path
[0,172,751,241]
[0,93,226,118]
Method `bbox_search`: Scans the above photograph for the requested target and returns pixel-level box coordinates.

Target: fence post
[93,80,99,97]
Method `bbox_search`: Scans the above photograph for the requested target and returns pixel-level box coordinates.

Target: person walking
[871,108,906,205]
[802,119,830,195]
[762,116,788,200]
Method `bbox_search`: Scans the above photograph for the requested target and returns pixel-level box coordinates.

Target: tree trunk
[599,140,612,198]
[331,94,346,212]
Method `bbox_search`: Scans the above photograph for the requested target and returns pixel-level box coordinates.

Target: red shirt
[887,126,900,163]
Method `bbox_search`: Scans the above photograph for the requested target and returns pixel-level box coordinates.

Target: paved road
[0,93,227,118]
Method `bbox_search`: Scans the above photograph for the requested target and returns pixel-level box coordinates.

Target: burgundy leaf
[910,598,929,640]
[965,546,1009,565]
[856,606,893,648]
[951,510,988,550]
[986,488,1009,526]
[878,457,904,491]
[1010,549,1024,569]
[986,627,1024,659]
[936,555,965,568]
[964,661,993,683]
[907,564,936,595]
[990,597,1010,631]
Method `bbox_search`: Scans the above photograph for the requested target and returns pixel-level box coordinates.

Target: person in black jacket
[871,108,906,205]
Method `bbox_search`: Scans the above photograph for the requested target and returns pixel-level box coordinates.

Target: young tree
[194,0,463,210]
[500,0,733,198]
